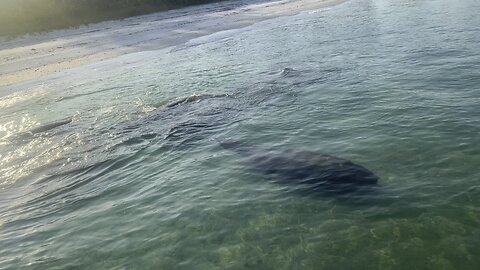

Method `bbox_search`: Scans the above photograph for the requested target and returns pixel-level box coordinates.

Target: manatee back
[225,147,378,194]
[279,150,379,188]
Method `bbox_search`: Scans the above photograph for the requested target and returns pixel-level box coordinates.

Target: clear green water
[1,0,480,269]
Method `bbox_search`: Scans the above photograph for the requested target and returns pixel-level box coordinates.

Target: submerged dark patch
[221,141,379,195]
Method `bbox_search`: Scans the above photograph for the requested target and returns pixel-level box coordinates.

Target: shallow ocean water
[1,0,480,269]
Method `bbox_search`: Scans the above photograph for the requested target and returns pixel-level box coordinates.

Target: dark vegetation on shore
[0,0,225,37]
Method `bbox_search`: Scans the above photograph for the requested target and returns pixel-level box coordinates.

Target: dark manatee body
[165,94,228,108]
[221,141,379,196]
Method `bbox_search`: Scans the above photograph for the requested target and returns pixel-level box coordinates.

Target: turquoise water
[1,0,480,269]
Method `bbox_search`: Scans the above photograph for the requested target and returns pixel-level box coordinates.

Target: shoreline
[0,0,344,89]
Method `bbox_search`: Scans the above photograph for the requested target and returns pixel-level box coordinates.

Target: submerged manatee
[221,141,379,195]
[29,118,73,134]
[124,93,242,149]
[165,94,228,108]
[125,69,303,149]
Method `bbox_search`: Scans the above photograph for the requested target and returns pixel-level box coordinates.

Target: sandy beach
[0,0,343,89]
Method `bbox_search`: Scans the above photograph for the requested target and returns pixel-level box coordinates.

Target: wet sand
[0,0,344,89]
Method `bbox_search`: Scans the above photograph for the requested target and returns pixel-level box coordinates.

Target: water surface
[1,0,480,269]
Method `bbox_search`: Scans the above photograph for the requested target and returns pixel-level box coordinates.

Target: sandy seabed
[0,0,343,90]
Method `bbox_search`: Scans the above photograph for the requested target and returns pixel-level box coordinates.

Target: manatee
[29,118,72,134]
[165,94,228,108]
[220,141,379,195]
[9,117,73,142]
[162,94,239,144]
[125,94,241,149]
